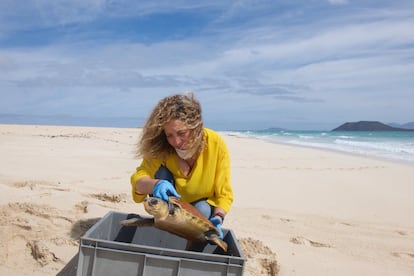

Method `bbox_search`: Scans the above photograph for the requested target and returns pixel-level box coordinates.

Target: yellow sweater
[130,128,233,212]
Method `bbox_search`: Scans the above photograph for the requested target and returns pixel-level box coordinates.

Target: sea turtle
[120,196,228,252]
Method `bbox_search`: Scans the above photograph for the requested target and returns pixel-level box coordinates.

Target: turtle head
[143,197,169,218]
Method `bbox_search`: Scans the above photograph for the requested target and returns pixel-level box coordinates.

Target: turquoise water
[225,130,414,165]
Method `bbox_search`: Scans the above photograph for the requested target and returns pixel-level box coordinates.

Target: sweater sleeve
[130,158,162,203]
[209,134,234,213]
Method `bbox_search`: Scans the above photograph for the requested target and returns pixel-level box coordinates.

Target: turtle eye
[149,198,159,206]
[169,207,175,216]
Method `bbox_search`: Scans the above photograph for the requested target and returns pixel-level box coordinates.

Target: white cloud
[1,1,414,130]
[327,0,349,5]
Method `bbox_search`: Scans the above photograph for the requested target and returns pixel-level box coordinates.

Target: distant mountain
[405,122,414,129]
[332,121,414,131]
[388,122,414,129]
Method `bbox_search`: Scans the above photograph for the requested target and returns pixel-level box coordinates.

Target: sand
[0,124,413,276]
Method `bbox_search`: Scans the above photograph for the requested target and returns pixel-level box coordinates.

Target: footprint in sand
[391,251,414,260]
[11,181,36,189]
[238,237,279,276]
[8,202,55,219]
[396,230,407,236]
[0,203,75,270]
[74,201,89,214]
[3,202,75,236]
[27,240,62,266]
[10,180,69,192]
[261,214,274,220]
[89,192,127,203]
[289,236,332,248]
[12,217,32,231]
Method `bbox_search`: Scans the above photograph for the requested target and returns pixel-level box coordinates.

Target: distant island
[332,121,414,131]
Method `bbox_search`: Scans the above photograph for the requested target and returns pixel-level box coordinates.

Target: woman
[130,92,233,240]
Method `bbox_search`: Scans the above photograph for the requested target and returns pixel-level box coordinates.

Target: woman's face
[164,119,191,150]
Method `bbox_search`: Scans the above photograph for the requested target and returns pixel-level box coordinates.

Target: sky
[1,0,413,130]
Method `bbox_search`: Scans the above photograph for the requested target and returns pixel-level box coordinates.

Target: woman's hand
[209,216,224,239]
[152,180,181,202]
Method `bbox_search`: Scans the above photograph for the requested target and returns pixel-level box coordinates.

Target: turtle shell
[143,196,227,252]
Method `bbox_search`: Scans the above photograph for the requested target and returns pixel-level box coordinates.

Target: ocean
[225,130,414,165]
[2,115,413,165]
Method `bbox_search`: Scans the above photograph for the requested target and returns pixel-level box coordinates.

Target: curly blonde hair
[137,92,205,160]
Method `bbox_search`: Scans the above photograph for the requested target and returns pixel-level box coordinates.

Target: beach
[1,124,413,276]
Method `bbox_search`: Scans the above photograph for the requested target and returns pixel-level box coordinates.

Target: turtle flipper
[206,236,228,252]
[119,214,155,227]
[203,229,228,252]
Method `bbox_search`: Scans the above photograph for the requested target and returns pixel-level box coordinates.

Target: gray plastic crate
[77,211,245,276]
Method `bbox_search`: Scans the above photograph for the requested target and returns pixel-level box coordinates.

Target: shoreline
[223,130,414,167]
[264,135,414,167]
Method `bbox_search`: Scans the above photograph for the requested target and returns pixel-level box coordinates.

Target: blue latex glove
[152,180,180,202]
[210,216,224,239]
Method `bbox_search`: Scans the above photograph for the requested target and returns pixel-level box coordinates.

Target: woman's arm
[135,176,159,195]
[131,159,161,202]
